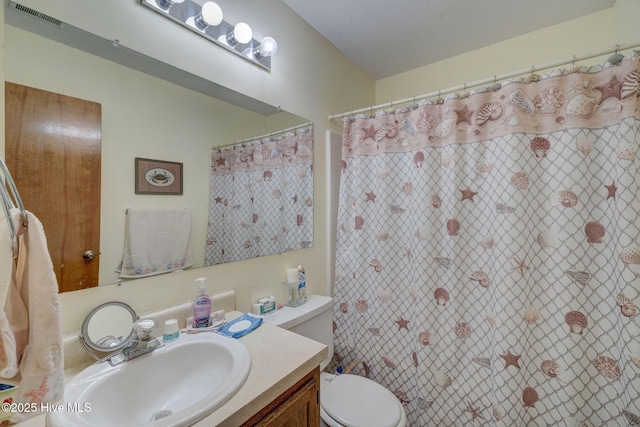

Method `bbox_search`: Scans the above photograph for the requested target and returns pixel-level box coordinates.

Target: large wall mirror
[4,4,313,292]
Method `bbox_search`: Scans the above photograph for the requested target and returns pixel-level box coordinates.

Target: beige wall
[375,0,640,105]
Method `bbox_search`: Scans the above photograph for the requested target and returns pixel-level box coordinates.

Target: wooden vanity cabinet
[242,368,320,427]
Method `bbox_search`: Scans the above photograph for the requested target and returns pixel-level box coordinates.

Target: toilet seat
[320,373,405,427]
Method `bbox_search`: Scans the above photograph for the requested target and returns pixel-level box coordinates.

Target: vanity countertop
[18,311,328,427]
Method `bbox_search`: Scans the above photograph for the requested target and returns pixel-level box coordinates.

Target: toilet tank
[264,295,333,370]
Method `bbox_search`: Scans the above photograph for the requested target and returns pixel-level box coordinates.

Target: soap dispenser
[192,277,212,328]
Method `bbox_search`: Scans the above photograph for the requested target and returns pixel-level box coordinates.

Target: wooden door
[5,82,102,292]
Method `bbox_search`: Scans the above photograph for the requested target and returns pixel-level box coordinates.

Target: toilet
[264,295,407,427]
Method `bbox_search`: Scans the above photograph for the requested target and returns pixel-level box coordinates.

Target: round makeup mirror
[80,301,138,355]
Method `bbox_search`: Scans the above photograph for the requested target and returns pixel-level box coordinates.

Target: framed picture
[135,157,183,195]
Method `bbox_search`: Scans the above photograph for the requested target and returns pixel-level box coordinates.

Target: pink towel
[0,210,64,423]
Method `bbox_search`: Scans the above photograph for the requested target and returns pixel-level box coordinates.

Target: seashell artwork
[378,294,393,303]
[393,389,409,405]
[435,257,452,269]
[621,245,640,264]
[616,139,638,161]
[530,136,551,157]
[564,270,591,286]
[377,231,390,241]
[412,352,419,367]
[470,271,491,288]
[558,190,579,207]
[434,288,450,306]
[356,300,368,313]
[367,328,380,336]
[481,236,495,249]
[431,195,442,208]
[369,259,382,273]
[472,357,491,368]
[495,203,516,214]
[584,221,605,243]
[418,331,432,346]
[525,306,540,324]
[534,86,565,114]
[413,151,425,167]
[492,403,503,421]
[631,354,640,369]
[436,372,452,388]
[522,387,539,408]
[593,355,621,379]
[375,123,397,141]
[576,137,594,155]
[508,89,535,114]
[354,216,364,230]
[621,70,640,99]
[434,118,456,138]
[417,112,435,133]
[510,172,529,190]
[382,356,397,369]
[339,302,348,313]
[418,398,434,411]
[402,182,414,196]
[616,293,637,317]
[565,310,588,334]
[486,315,496,327]
[401,118,418,136]
[475,102,504,126]
[441,151,454,168]
[447,218,460,236]
[376,170,389,180]
[455,322,471,339]
[537,228,561,249]
[566,93,598,118]
[540,360,560,379]
[622,410,640,426]
[476,159,494,173]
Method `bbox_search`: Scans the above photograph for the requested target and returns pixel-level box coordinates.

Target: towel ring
[0,157,28,228]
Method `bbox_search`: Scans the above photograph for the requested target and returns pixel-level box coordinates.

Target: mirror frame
[80,301,138,353]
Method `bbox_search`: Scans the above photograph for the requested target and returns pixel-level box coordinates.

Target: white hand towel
[118,209,193,278]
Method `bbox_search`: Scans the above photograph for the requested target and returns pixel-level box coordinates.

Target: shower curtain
[333,56,640,426]
[205,126,313,265]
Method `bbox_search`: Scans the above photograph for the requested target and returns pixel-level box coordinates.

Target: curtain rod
[329,41,640,121]
[212,121,314,151]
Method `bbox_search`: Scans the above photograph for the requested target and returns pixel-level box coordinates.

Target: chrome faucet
[109,318,162,365]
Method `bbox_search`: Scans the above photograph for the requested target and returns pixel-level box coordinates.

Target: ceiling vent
[9,2,63,28]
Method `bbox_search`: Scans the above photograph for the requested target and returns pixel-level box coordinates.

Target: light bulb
[233,22,252,44]
[201,2,222,26]
[194,1,223,30]
[257,37,278,58]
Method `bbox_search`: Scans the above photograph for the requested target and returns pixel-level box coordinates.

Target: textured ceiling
[282,0,617,79]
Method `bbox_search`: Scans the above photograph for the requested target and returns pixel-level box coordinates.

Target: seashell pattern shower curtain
[205,126,313,265]
[333,56,640,426]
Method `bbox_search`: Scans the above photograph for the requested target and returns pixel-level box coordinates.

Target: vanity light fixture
[139,0,277,71]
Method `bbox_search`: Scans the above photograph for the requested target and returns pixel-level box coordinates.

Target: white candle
[287,268,298,283]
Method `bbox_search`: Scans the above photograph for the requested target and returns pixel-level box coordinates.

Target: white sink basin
[48,332,251,427]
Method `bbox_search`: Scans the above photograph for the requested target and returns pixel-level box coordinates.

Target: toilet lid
[321,374,402,427]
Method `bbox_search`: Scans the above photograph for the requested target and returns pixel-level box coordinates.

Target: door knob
[82,250,96,260]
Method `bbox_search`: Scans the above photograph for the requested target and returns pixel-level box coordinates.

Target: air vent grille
[10,2,63,28]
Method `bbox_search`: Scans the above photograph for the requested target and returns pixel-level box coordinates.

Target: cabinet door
[255,377,318,427]
[244,369,320,427]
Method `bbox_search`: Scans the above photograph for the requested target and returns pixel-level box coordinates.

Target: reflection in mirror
[4,3,313,290]
[80,302,138,357]
[206,125,314,264]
